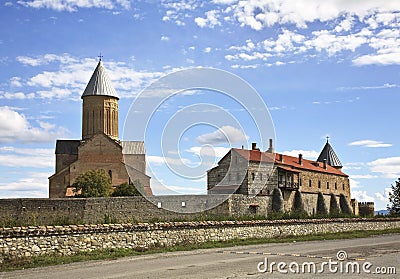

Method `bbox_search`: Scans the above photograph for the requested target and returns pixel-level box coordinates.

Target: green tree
[329,193,340,216]
[72,169,113,198]
[112,180,143,197]
[316,192,328,216]
[271,188,283,213]
[388,178,400,216]
[339,194,352,215]
[291,190,308,218]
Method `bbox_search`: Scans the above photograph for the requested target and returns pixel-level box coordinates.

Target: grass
[1,227,400,272]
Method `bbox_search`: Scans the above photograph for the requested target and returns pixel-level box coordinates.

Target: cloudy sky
[0,0,399,210]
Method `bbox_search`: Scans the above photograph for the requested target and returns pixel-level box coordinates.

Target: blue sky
[0,0,399,210]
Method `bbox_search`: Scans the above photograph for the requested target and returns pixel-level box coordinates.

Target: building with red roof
[207,139,361,215]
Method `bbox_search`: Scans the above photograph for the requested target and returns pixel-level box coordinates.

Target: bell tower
[81,58,119,141]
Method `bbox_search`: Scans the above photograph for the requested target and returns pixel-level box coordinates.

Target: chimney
[298,154,303,165]
[279,154,283,163]
[267,138,274,153]
[251,142,260,151]
[323,159,327,169]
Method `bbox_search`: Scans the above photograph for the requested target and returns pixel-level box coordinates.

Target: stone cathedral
[49,59,152,197]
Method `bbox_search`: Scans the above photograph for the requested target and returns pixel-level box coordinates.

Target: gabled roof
[317,140,342,167]
[55,140,80,155]
[230,148,347,177]
[81,60,118,99]
[275,153,347,177]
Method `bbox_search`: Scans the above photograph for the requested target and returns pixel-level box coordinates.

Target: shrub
[271,188,283,213]
[316,192,328,216]
[339,194,353,215]
[72,169,113,198]
[112,180,143,197]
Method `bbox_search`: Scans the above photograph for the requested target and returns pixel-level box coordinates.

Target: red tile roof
[232,148,348,177]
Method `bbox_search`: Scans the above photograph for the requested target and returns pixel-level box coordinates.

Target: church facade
[49,60,151,198]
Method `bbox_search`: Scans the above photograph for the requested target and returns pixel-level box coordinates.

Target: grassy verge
[1,228,400,272]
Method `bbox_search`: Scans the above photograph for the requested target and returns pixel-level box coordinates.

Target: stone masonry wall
[0,193,360,228]
[0,196,232,227]
[0,218,399,261]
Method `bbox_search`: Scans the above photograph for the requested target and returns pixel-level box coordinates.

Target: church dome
[81,60,118,99]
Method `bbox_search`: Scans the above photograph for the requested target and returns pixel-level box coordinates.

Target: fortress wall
[0,196,233,227]
[0,218,399,261]
[0,192,360,227]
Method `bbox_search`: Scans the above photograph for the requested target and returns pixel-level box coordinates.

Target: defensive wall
[0,218,399,261]
[0,193,367,227]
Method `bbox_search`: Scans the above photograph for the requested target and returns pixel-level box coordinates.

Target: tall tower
[81,59,119,141]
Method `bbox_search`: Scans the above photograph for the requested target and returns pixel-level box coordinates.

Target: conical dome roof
[81,60,118,99]
[317,139,342,167]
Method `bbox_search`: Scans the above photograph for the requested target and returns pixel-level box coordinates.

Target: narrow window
[309,179,312,187]
[327,181,329,189]
[335,182,337,190]
[92,110,95,134]
[108,170,112,181]
[260,173,263,181]
[342,183,345,190]
[318,181,321,188]
[251,172,255,181]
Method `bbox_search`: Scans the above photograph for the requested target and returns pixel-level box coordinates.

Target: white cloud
[282,150,319,161]
[349,178,361,189]
[195,10,221,28]
[349,140,392,148]
[305,30,367,56]
[0,91,35,99]
[228,0,400,30]
[204,47,212,53]
[353,52,400,66]
[351,190,375,202]
[0,172,49,198]
[0,146,54,168]
[374,187,392,203]
[217,2,400,66]
[338,83,398,91]
[343,162,364,171]
[17,53,77,66]
[187,146,230,158]
[368,157,400,178]
[149,178,205,195]
[10,76,23,87]
[14,54,165,99]
[196,125,248,145]
[0,106,68,143]
[350,174,378,179]
[161,35,170,41]
[335,16,354,33]
[17,0,130,12]
[147,155,191,166]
